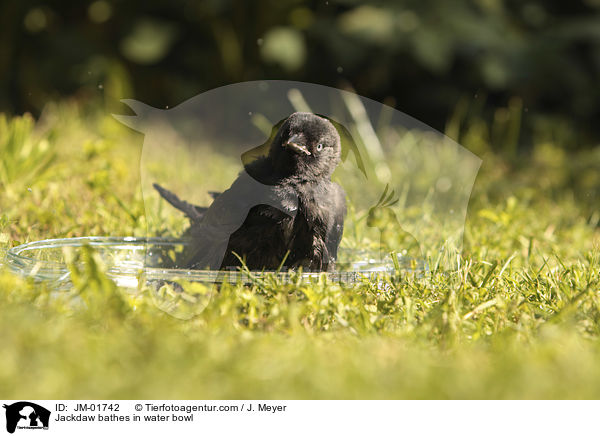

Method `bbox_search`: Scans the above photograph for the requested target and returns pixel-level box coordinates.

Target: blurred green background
[2,0,600,150]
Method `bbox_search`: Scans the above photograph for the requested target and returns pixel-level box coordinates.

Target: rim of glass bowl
[5,236,400,287]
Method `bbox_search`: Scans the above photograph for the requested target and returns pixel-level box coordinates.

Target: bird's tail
[153,183,208,223]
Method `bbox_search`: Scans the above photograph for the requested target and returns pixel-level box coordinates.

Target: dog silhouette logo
[114,80,481,275]
[3,402,50,434]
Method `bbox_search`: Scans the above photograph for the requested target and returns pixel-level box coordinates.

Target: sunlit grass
[0,103,599,399]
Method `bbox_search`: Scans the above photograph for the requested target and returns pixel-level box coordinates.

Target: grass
[0,100,599,399]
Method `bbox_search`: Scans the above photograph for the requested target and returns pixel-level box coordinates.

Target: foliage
[0,104,599,399]
[3,0,600,146]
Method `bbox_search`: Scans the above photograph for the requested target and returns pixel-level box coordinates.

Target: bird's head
[269,112,341,180]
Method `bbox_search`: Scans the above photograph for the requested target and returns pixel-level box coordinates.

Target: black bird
[154,112,346,272]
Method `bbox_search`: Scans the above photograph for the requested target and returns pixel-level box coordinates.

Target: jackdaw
[154,112,346,272]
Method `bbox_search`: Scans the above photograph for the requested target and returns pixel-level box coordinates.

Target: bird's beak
[284,134,311,155]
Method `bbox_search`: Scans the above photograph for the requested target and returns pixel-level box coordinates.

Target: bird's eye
[316,143,323,151]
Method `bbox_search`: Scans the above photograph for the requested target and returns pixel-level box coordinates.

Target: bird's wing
[183,170,299,269]
[325,182,347,266]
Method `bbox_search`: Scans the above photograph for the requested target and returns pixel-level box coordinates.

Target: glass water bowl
[4,237,424,290]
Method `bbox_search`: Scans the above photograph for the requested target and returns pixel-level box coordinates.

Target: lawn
[0,101,599,399]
